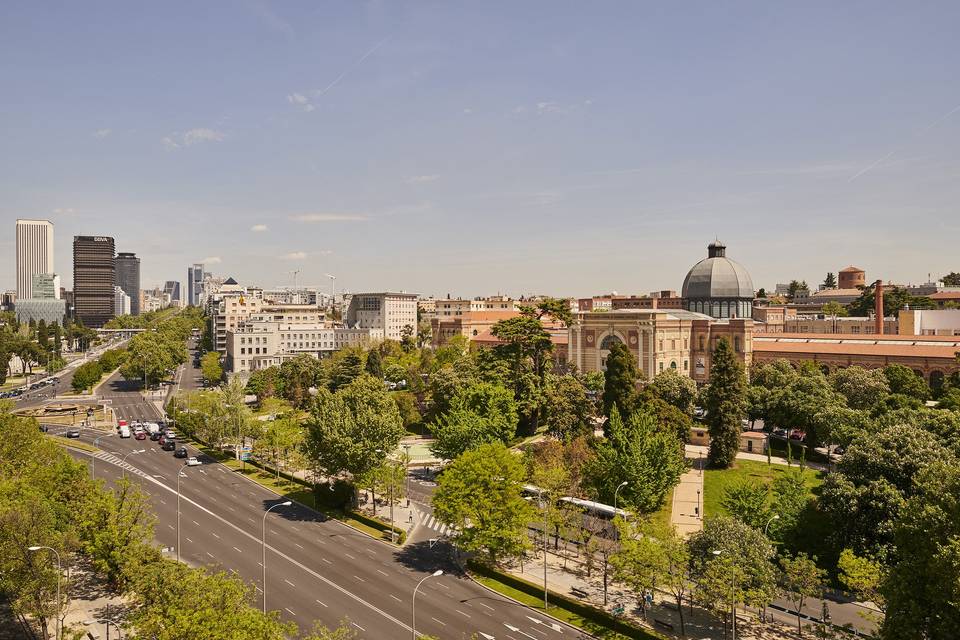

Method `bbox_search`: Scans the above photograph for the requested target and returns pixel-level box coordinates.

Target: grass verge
[45,434,98,453]
[185,438,405,544]
[703,458,823,518]
[468,559,664,640]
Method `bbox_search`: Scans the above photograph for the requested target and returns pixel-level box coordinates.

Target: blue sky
[2,1,959,297]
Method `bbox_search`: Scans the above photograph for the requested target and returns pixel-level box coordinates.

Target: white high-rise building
[15,219,54,299]
[114,286,131,316]
[345,292,418,341]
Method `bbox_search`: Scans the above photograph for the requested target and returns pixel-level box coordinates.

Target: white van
[119,425,131,438]
[145,422,160,435]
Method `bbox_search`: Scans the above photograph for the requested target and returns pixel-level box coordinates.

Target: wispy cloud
[52,207,76,215]
[737,163,861,177]
[249,0,295,39]
[162,128,225,150]
[93,128,112,138]
[251,224,268,232]
[202,256,222,264]
[287,92,315,112]
[282,251,308,260]
[405,175,439,184]
[290,213,368,222]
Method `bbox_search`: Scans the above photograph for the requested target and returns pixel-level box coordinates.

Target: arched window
[600,334,622,350]
[670,361,677,369]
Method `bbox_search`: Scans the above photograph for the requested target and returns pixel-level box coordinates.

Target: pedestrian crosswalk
[412,507,455,537]
[92,450,152,481]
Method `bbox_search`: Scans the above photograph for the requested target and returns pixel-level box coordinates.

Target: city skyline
[2,2,960,296]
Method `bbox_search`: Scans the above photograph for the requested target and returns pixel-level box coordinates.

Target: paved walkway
[671,453,705,536]
[685,444,830,472]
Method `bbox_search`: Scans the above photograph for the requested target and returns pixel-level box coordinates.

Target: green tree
[820,300,848,317]
[602,340,640,421]
[542,374,594,440]
[849,284,930,318]
[393,391,422,433]
[703,337,747,468]
[255,414,303,479]
[200,351,223,386]
[829,366,890,410]
[330,350,364,391]
[823,272,837,289]
[71,361,104,392]
[429,382,518,460]
[882,364,929,401]
[780,553,826,637]
[490,314,554,435]
[426,361,478,421]
[837,549,885,615]
[303,375,404,488]
[127,559,296,640]
[585,406,687,513]
[645,368,698,414]
[246,366,282,402]
[881,461,960,640]
[278,354,322,408]
[721,480,771,531]
[432,442,533,563]
[364,348,383,379]
[940,272,960,286]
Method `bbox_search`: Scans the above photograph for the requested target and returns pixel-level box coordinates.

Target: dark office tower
[187,263,204,306]
[73,235,116,328]
[114,252,141,315]
[163,280,181,303]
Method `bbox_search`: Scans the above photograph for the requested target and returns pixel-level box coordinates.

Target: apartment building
[345,292,418,341]
[15,219,54,299]
[225,311,368,374]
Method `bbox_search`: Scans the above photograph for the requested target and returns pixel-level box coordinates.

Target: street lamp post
[403,444,412,507]
[101,618,122,640]
[115,449,145,480]
[764,514,780,536]
[262,501,292,613]
[91,435,106,479]
[411,570,443,639]
[613,481,629,513]
[28,546,61,640]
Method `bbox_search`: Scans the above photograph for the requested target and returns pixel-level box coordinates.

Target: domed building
[681,241,755,319]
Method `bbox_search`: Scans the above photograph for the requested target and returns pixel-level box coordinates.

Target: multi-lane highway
[53,348,587,640]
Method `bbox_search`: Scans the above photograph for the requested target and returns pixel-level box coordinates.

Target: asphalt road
[49,360,590,640]
[12,338,127,409]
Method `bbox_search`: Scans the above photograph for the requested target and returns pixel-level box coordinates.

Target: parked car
[39,425,49,433]
[174,446,188,458]
[65,429,81,438]
[772,427,789,437]
[135,431,147,440]
[185,457,201,466]
[789,429,807,442]
[162,440,176,451]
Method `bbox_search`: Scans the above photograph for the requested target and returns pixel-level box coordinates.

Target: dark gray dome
[681,242,754,300]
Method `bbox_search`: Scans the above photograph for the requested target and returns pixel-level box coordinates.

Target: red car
[789,429,807,442]
[135,431,147,440]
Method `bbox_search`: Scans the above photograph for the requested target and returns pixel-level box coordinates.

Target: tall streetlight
[613,481,629,512]
[411,570,443,639]
[262,501,292,612]
[100,618,122,640]
[712,549,737,640]
[176,468,187,562]
[28,546,61,640]
[114,449,145,480]
[764,514,780,536]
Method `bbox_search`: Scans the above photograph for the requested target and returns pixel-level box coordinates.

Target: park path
[671,452,705,536]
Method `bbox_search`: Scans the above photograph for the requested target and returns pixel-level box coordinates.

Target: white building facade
[345,292,418,341]
[15,219,54,299]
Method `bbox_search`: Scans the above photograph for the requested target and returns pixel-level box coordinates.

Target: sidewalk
[685,444,829,472]
[671,454,705,536]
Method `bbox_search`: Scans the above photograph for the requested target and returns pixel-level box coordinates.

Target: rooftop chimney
[874,280,884,335]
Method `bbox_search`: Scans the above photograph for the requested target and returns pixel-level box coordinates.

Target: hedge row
[467,559,664,640]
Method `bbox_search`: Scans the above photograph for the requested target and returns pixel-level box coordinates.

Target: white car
[185,457,201,466]
[164,430,177,439]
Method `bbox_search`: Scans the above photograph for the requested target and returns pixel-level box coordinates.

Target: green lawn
[768,436,830,464]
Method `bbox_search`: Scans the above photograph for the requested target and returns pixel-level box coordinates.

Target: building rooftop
[839,266,864,273]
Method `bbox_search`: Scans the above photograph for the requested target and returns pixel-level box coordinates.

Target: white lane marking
[284,579,296,588]
[352,623,365,632]
[159,499,166,505]
[479,602,495,611]
[212,532,221,539]
[192,520,200,526]
[437,583,450,590]
[431,617,446,626]
[284,607,296,616]
[294,543,303,549]
[321,558,332,565]
[88,453,421,634]
[353,575,365,582]
[233,546,243,553]
[315,599,327,607]
[344,553,356,560]
[167,524,174,530]
[456,609,471,618]
[390,594,402,602]
[377,569,389,576]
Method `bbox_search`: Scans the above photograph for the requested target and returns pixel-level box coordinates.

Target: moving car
[135,431,147,440]
[164,430,176,439]
[145,422,160,434]
[119,425,131,438]
[185,457,201,466]
[150,432,162,441]
[162,439,176,451]
[65,429,81,438]
[174,446,188,458]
